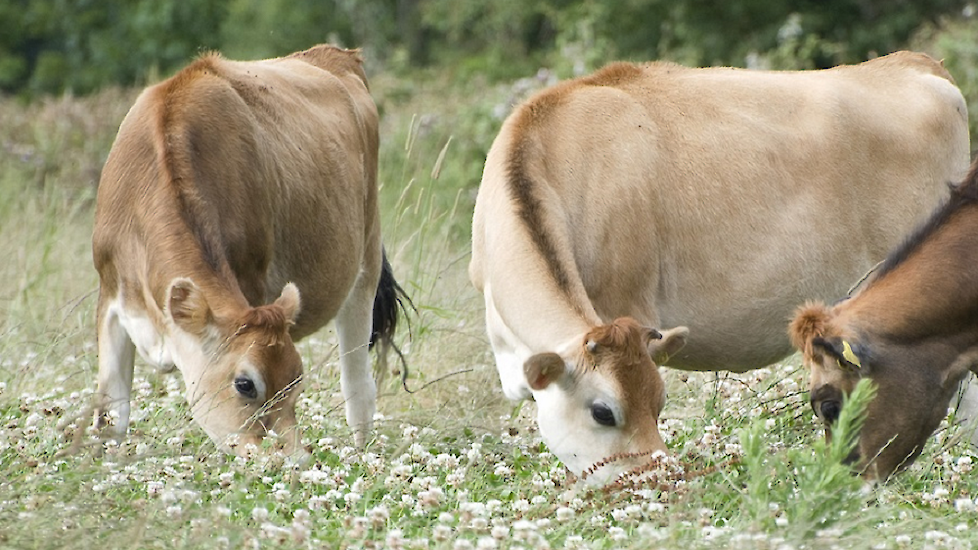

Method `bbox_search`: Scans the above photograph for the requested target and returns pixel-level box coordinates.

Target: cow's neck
[848,206,978,345]
[146,216,252,323]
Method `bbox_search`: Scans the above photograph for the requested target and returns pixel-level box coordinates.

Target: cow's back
[94,45,379,339]
[472,52,970,372]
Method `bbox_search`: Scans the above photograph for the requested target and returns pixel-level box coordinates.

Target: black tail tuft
[371,249,414,390]
[370,249,413,350]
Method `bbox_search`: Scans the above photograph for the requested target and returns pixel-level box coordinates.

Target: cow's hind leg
[336,275,378,448]
[93,296,136,440]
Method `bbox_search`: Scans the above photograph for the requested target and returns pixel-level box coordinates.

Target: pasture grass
[1,64,978,550]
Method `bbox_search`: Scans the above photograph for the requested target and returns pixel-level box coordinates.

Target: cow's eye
[234,376,258,399]
[591,402,616,427]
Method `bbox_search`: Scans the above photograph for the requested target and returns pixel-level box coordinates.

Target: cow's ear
[648,326,689,364]
[524,353,567,391]
[166,277,212,334]
[274,283,301,325]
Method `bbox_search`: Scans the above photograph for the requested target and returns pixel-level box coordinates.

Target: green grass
[2,53,978,550]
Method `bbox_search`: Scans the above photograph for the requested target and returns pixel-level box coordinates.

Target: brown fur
[586,318,667,439]
[790,155,978,480]
[584,317,655,368]
[788,302,834,356]
[92,44,385,455]
[472,50,970,374]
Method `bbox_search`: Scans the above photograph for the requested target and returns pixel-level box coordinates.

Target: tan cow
[470,51,969,483]
[92,45,407,456]
[790,157,978,480]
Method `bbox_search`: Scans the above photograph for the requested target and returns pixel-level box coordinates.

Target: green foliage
[2,0,975,98]
[912,14,978,150]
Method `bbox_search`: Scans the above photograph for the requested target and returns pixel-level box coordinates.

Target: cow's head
[790,301,977,480]
[524,317,688,485]
[165,278,307,457]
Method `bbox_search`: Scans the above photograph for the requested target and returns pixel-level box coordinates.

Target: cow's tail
[370,248,414,389]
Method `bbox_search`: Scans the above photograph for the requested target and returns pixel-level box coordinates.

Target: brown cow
[470,51,969,483]
[92,45,406,456]
[790,157,978,480]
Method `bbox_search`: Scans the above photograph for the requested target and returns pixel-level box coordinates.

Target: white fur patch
[110,295,175,371]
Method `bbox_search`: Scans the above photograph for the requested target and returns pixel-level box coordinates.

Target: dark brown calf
[790,159,978,479]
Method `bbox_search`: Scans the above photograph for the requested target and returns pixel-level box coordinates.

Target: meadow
[3,44,978,549]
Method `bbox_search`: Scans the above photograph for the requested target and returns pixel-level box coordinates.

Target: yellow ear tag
[841,340,861,369]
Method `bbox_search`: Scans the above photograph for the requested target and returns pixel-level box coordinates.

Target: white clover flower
[146,481,163,497]
[413,476,437,491]
[402,425,419,439]
[493,463,513,477]
[476,536,498,549]
[344,491,362,507]
[433,524,453,541]
[308,495,330,511]
[386,529,405,549]
[418,488,444,509]
[260,522,291,544]
[954,498,975,512]
[775,516,789,527]
[453,539,474,550]
[467,444,483,463]
[609,526,627,541]
[433,453,460,469]
[290,521,310,544]
[251,507,269,522]
[471,517,489,531]
[391,464,413,480]
[410,443,430,462]
[555,505,574,522]
[490,525,509,540]
[511,499,530,513]
[461,501,488,517]
[530,495,548,506]
[447,471,466,487]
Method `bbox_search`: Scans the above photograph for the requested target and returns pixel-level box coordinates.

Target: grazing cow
[790,158,978,480]
[92,45,406,456]
[469,51,969,483]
